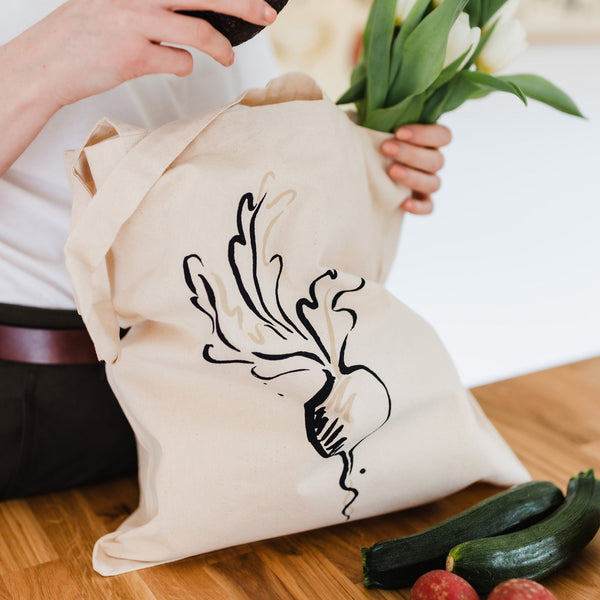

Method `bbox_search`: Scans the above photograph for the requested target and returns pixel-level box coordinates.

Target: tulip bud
[444,12,481,69]
[396,0,420,25]
[476,19,528,74]
[485,0,521,30]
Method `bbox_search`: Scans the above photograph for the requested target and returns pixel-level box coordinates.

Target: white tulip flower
[444,12,481,69]
[395,0,420,24]
[485,0,521,30]
[476,19,528,74]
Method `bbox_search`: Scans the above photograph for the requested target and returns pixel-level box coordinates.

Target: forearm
[0,40,62,177]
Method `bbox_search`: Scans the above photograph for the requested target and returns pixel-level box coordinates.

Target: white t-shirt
[0,2,280,309]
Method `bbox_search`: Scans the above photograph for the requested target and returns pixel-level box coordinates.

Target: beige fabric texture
[65,73,530,576]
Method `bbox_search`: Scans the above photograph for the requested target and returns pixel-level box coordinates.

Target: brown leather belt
[0,323,99,365]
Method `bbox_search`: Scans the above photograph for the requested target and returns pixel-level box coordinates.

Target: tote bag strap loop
[65,73,325,363]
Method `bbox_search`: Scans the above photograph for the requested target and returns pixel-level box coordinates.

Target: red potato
[488,579,558,600]
[410,570,480,600]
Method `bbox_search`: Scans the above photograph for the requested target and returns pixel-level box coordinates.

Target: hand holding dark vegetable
[178,0,289,46]
[0,0,280,177]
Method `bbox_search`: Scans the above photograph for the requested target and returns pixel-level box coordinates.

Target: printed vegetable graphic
[183,178,391,517]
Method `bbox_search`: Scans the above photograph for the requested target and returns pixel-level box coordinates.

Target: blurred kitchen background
[266,0,600,387]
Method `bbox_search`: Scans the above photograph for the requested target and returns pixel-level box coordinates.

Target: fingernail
[227,50,235,66]
[264,5,278,23]
[395,127,412,141]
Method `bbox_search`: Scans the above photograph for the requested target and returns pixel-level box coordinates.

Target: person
[0,0,452,500]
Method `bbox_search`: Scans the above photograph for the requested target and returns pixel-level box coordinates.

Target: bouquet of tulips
[337,0,584,132]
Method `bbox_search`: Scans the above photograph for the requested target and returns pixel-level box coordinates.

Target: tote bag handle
[65,73,324,363]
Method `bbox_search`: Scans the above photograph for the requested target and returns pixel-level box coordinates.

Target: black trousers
[0,304,137,500]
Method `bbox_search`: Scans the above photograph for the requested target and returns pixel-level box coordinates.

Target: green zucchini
[446,470,600,593]
[362,479,564,589]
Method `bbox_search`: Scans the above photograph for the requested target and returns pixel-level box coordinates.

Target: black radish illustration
[183,180,391,517]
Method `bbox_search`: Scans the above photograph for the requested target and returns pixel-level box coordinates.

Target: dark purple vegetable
[177,0,289,46]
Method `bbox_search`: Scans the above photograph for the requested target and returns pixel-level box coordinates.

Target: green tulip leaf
[498,74,585,118]
[388,0,468,104]
[365,0,397,112]
[422,73,480,119]
[337,64,367,105]
[356,98,367,124]
[351,60,366,85]
[364,94,426,132]
[361,0,377,51]
[336,78,367,106]
[480,0,512,28]
[465,0,481,27]
[421,82,454,124]
[421,52,481,123]
[430,47,473,90]
[462,70,528,105]
[426,69,521,120]
[389,0,432,88]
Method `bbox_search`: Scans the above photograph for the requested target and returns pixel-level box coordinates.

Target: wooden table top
[1,357,599,599]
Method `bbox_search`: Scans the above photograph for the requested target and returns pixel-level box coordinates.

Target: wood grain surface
[1,357,599,599]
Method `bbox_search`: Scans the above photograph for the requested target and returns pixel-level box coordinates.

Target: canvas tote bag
[65,73,529,576]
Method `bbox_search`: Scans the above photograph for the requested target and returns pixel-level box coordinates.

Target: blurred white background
[268,1,600,387]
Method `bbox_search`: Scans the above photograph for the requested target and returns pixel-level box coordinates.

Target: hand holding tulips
[338,0,584,133]
[383,123,452,215]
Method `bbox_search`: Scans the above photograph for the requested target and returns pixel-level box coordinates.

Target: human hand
[7,0,278,111]
[381,124,452,215]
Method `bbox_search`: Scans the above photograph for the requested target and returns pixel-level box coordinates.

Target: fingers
[141,43,196,76]
[401,194,434,216]
[167,0,278,26]
[394,123,452,148]
[145,10,235,66]
[382,123,452,215]
[138,0,277,67]
[381,139,444,174]
[386,161,441,197]
[141,0,279,67]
